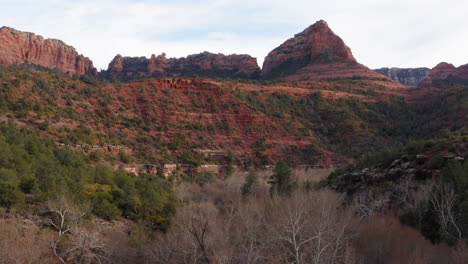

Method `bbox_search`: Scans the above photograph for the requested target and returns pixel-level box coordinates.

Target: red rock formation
[284,62,387,81]
[184,52,261,76]
[108,54,124,75]
[107,51,261,80]
[453,63,468,79]
[0,26,95,75]
[148,53,169,74]
[419,62,468,86]
[428,62,456,80]
[261,20,387,80]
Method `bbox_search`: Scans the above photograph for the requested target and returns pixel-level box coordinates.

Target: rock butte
[0,26,96,75]
[261,20,387,80]
[107,52,261,81]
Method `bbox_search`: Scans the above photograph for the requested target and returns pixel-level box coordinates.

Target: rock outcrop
[420,62,468,87]
[106,52,261,81]
[0,26,95,75]
[425,62,456,81]
[375,67,430,86]
[261,20,386,80]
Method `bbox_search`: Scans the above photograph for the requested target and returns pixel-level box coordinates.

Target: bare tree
[43,195,108,264]
[308,191,355,264]
[429,183,462,242]
[273,192,315,264]
[393,181,433,231]
[353,191,388,218]
[176,203,215,264]
[327,210,356,264]
[271,191,356,264]
[230,199,270,264]
[44,196,80,264]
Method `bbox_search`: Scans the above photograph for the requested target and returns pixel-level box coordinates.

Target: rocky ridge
[0,26,95,75]
[420,62,468,87]
[107,52,261,81]
[375,67,430,86]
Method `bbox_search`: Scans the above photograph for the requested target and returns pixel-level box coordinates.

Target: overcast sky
[2,0,467,70]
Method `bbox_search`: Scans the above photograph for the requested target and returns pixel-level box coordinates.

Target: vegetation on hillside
[0,122,177,230]
[323,134,467,245]
[0,63,467,262]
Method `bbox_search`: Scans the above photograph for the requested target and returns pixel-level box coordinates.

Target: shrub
[241,171,258,196]
[268,161,295,195]
[0,182,22,209]
[193,171,217,186]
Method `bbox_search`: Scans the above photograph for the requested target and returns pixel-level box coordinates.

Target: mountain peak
[260,21,387,80]
[309,19,329,29]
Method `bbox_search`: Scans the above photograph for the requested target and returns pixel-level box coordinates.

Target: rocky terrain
[0,27,95,75]
[323,135,467,242]
[375,67,430,86]
[326,138,466,195]
[106,52,261,81]
[261,20,387,80]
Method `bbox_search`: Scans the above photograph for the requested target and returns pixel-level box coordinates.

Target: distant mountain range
[2,21,468,87]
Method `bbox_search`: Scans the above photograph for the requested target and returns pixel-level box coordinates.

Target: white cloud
[1,0,468,70]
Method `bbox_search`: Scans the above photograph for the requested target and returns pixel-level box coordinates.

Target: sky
[1,0,468,70]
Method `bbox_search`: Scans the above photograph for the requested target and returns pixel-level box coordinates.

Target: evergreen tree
[268,161,294,195]
[241,171,258,196]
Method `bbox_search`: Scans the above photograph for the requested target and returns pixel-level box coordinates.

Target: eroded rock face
[106,52,261,81]
[419,62,468,87]
[375,67,431,86]
[108,54,124,75]
[427,62,456,80]
[0,27,95,75]
[261,20,386,80]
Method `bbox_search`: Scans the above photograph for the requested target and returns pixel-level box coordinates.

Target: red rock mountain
[107,52,261,81]
[261,20,386,80]
[420,62,468,86]
[0,27,95,75]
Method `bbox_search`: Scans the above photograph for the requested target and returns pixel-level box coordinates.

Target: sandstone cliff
[0,27,95,75]
[106,52,261,81]
[261,20,386,80]
[375,67,430,86]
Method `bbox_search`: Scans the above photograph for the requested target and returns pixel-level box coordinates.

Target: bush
[0,182,22,209]
[92,197,122,220]
[241,171,258,196]
[193,171,217,186]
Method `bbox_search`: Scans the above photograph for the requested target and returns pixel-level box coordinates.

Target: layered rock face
[375,67,430,86]
[107,52,261,81]
[0,27,95,75]
[261,20,386,80]
[420,62,468,87]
